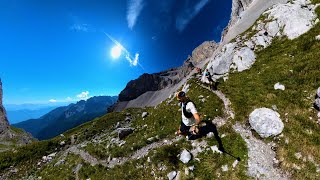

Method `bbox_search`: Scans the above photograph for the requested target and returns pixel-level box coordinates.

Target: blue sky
[0,0,231,105]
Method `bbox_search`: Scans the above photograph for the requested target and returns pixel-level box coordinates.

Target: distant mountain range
[6,107,58,124]
[13,96,118,140]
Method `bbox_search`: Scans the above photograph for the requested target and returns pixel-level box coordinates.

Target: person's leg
[179,121,190,135]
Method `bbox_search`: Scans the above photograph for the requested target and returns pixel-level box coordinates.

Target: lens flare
[111,45,122,59]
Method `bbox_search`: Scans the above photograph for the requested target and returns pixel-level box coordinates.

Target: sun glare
[111,45,122,59]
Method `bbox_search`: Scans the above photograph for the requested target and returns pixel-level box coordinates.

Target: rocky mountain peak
[117,41,218,104]
[221,0,254,41]
[0,79,10,133]
[191,41,218,64]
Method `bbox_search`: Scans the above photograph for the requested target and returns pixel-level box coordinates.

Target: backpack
[181,100,196,118]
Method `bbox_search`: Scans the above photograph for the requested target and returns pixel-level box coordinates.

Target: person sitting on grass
[175,91,201,139]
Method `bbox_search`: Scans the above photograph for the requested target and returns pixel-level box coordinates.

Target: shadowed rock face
[118,73,167,101]
[0,79,9,134]
[118,41,218,102]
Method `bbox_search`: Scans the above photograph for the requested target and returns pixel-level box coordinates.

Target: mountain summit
[13,96,118,140]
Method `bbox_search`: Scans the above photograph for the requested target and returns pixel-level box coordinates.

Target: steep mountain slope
[13,96,118,140]
[0,0,319,179]
[0,79,34,152]
[113,41,218,111]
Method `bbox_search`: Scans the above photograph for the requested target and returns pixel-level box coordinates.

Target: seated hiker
[175,91,201,139]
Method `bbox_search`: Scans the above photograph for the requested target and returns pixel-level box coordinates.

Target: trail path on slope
[67,137,181,169]
[200,83,288,179]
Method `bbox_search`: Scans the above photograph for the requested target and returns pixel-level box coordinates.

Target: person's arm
[190,112,201,134]
[193,113,201,125]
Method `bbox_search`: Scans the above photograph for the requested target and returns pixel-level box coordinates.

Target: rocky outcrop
[116,41,218,109]
[204,0,318,80]
[0,79,34,151]
[0,79,10,134]
[221,0,254,41]
[230,0,254,27]
[117,128,134,140]
[221,0,287,43]
[118,73,170,101]
[190,41,218,64]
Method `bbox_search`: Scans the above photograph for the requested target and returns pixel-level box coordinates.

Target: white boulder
[249,108,284,138]
[179,149,192,164]
[142,112,148,118]
[315,35,320,40]
[274,82,285,90]
[317,87,320,97]
[167,171,177,180]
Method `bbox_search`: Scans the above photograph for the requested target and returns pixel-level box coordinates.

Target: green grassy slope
[0,79,248,179]
[219,5,320,179]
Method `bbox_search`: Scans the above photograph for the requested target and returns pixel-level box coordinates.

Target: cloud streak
[127,0,145,29]
[176,0,210,32]
[77,91,90,100]
[104,32,143,68]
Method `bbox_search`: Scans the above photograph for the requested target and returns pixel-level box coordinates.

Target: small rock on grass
[210,145,222,154]
[167,171,177,180]
[232,160,239,168]
[221,165,229,172]
[179,149,191,164]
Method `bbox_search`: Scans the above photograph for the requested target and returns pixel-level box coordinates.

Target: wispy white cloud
[127,0,145,29]
[71,23,89,32]
[125,53,139,66]
[70,23,95,32]
[77,91,90,100]
[66,97,73,101]
[176,0,210,32]
[49,99,57,103]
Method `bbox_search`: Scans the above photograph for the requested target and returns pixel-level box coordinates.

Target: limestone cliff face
[0,79,9,134]
[190,41,218,64]
[221,0,255,41]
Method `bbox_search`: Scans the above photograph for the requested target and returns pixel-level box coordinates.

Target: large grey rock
[117,128,134,140]
[232,47,256,72]
[179,149,192,164]
[249,108,284,138]
[264,0,317,40]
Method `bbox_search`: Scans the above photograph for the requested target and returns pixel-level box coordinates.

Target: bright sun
[111,45,122,59]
